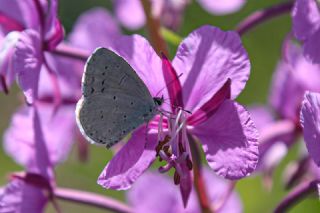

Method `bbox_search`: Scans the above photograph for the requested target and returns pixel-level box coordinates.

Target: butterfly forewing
[76,48,157,148]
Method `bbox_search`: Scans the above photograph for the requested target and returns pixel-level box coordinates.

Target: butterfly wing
[76,48,157,148]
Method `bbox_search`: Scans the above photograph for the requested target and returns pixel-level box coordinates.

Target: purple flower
[248,106,291,188]
[197,0,246,15]
[292,0,320,64]
[0,176,48,213]
[1,104,56,212]
[4,104,75,169]
[269,41,320,123]
[96,26,258,205]
[0,0,63,102]
[68,7,121,52]
[127,169,242,213]
[115,0,246,30]
[300,91,320,166]
[0,31,20,94]
[114,0,146,30]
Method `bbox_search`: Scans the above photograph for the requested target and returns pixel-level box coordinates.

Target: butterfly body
[76,48,162,148]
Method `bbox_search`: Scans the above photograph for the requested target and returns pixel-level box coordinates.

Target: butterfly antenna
[162,101,192,114]
[155,73,183,98]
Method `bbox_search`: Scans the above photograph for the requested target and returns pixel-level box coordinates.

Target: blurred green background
[1,0,319,212]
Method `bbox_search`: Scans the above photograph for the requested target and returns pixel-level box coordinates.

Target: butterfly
[76,48,163,148]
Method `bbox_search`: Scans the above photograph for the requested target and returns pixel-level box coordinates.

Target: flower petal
[127,172,186,213]
[109,35,170,110]
[300,91,320,166]
[292,0,320,41]
[0,0,39,31]
[0,178,47,213]
[127,169,242,213]
[269,41,320,121]
[303,28,320,64]
[173,26,250,112]
[0,31,21,93]
[97,127,157,190]
[191,100,259,179]
[179,164,192,207]
[247,105,274,131]
[69,7,120,52]
[196,0,246,15]
[114,0,145,30]
[187,78,231,126]
[4,104,75,169]
[202,168,242,212]
[161,53,183,109]
[14,29,42,104]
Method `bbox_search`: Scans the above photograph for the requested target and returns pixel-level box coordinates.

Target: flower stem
[140,0,169,56]
[54,187,133,213]
[50,43,90,61]
[188,134,213,213]
[274,179,319,213]
[236,1,294,36]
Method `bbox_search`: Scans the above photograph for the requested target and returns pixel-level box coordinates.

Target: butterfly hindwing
[76,48,157,148]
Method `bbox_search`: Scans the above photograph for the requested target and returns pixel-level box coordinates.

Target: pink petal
[14,29,42,104]
[179,164,192,207]
[127,172,187,213]
[161,53,183,109]
[127,169,242,213]
[292,0,320,41]
[269,42,320,121]
[0,31,21,93]
[0,11,24,36]
[69,7,120,52]
[0,178,47,213]
[0,0,40,30]
[109,35,170,110]
[97,127,157,190]
[187,78,231,126]
[43,0,63,47]
[247,105,274,131]
[303,28,320,64]
[173,26,250,112]
[202,168,242,212]
[114,0,145,30]
[44,19,64,50]
[300,91,320,166]
[197,0,246,15]
[191,100,259,179]
[4,104,75,169]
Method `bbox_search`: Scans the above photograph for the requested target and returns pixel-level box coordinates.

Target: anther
[186,155,193,170]
[156,135,171,156]
[0,74,9,94]
[174,170,180,185]
[163,145,172,157]
[178,142,185,154]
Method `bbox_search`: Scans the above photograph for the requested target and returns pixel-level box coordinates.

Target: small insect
[76,48,163,148]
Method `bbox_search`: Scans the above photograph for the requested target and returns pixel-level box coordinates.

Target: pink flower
[0,0,63,102]
[96,25,259,205]
[292,0,320,64]
[127,169,242,213]
[269,41,320,123]
[300,91,320,167]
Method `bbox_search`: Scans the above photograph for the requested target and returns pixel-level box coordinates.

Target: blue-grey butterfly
[76,47,163,148]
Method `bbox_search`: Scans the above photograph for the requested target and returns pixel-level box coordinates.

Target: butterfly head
[153,96,164,107]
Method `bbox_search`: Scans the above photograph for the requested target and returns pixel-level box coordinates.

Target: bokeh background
[1,0,319,212]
